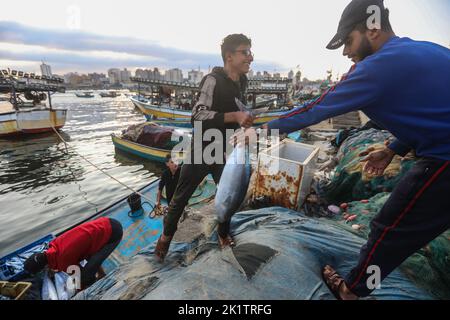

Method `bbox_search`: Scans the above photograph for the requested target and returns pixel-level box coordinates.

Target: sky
[0,0,449,80]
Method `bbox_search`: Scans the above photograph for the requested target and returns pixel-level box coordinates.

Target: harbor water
[0,92,164,256]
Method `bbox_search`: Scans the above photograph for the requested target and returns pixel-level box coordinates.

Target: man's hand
[234,111,254,128]
[359,147,395,176]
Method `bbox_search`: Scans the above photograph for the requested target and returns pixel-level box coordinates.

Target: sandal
[322,265,345,300]
[155,235,172,262]
[218,234,236,249]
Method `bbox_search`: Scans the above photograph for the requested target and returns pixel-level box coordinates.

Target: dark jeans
[81,218,123,288]
[163,162,229,237]
[344,158,450,297]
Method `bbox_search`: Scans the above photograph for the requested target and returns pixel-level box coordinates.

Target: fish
[42,271,58,300]
[215,143,252,223]
[234,98,268,116]
[54,272,75,300]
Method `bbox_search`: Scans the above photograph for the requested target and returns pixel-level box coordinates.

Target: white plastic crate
[253,139,320,211]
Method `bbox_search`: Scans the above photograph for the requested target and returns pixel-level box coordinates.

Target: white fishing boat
[0,69,67,137]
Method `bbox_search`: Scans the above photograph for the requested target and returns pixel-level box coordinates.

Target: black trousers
[163,162,230,237]
[81,218,123,288]
[344,158,450,297]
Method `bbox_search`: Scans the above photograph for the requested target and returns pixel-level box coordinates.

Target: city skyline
[1,0,448,80]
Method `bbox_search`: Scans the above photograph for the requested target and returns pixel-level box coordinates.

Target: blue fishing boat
[0,176,217,281]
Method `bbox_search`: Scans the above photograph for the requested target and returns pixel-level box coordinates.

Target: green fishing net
[319,129,417,203]
[323,193,450,299]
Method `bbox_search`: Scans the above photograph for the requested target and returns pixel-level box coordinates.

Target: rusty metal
[253,140,319,211]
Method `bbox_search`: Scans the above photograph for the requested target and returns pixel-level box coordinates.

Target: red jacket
[45,217,112,272]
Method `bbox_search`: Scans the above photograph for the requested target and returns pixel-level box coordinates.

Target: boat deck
[97,176,216,273]
[0,102,14,114]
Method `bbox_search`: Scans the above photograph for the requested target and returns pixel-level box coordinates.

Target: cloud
[0,21,283,73]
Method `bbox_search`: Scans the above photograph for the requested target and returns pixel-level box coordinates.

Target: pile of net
[309,127,449,299]
[321,193,450,300]
[318,128,417,204]
[73,208,436,300]
[121,123,182,149]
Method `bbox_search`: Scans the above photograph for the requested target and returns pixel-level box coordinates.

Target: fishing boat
[0,70,67,137]
[149,119,193,128]
[112,122,190,163]
[99,91,120,98]
[75,91,94,98]
[0,176,217,283]
[112,134,184,163]
[130,95,191,120]
[131,95,285,126]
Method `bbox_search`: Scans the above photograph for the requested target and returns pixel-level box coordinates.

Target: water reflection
[0,132,85,194]
[0,92,160,256]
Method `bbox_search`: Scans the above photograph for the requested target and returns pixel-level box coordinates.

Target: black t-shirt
[158,166,181,204]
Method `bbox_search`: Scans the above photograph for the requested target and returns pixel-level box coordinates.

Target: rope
[49,125,154,203]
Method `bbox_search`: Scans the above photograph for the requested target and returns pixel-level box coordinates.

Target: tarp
[73,208,435,300]
[121,123,176,149]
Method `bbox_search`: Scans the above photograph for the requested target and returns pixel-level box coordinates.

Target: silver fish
[215,144,252,223]
[42,271,58,300]
[55,272,75,300]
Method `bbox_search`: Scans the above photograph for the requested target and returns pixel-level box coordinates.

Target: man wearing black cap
[260,0,450,299]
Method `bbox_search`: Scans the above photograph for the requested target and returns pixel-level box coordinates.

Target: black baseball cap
[326,0,386,50]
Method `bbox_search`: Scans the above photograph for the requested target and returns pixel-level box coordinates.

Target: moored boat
[99,91,120,98]
[75,91,95,98]
[112,122,189,163]
[131,95,285,126]
[0,70,67,137]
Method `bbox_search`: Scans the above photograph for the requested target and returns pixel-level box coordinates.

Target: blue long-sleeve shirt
[268,37,450,160]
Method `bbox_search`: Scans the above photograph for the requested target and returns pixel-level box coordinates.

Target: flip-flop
[218,234,236,249]
[322,265,344,300]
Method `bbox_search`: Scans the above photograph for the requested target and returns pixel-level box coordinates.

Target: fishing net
[323,193,450,300]
[318,128,417,203]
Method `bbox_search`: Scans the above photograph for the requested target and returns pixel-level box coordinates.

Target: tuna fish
[215,143,252,223]
[55,272,76,300]
[42,271,58,300]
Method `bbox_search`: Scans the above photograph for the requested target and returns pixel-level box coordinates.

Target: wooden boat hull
[0,109,67,137]
[111,134,184,163]
[131,96,191,120]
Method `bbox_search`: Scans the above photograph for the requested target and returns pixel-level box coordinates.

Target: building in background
[120,68,131,83]
[188,69,204,84]
[164,68,183,82]
[153,67,162,81]
[108,68,121,85]
[40,62,52,77]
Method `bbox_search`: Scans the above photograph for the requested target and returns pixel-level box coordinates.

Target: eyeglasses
[234,49,254,58]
